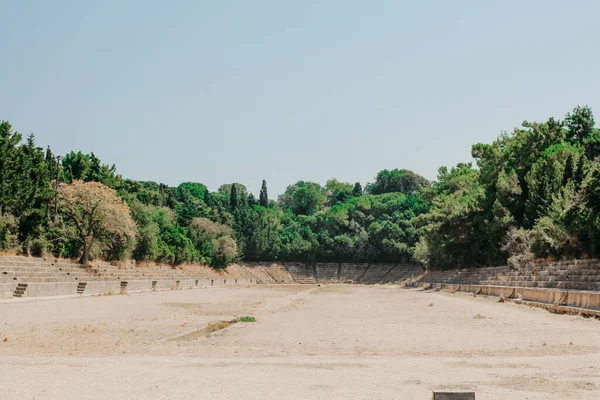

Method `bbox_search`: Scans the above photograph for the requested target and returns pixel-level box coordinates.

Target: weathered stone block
[432,389,475,400]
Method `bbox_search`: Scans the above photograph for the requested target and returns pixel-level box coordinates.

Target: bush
[502,227,534,269]
[28,237,51,257]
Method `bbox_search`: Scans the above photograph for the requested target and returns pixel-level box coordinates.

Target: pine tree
[229,184,238,211]
[259,179,268,207]
[86,153,103,183]
[352,182,363,197]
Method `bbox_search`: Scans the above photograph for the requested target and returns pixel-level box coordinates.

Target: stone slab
[153,280,178,290]
[82,281,121,295]
[432,389,475,400]
[21,282,79,297]
[565,290,600,311]
[0,282,16,299]
[177,279,196,289]
[120,280,152,293]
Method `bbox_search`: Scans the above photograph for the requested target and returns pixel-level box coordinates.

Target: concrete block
[122,280,152,292]
[196,279,212,288]
[154,280,177,290]
[23,282,78,297]
[564,290,600,311]
[83,281,121,295]
[432,390,475,400]
[515,288,565,305]
[177,279,195,289]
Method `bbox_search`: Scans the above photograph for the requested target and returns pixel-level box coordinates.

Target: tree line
[1,105,599,269]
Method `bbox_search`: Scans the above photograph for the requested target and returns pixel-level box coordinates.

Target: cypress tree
[229,184,238,211]
[352,182,363,197]
[259,179,268,207]
[562,154,574,186]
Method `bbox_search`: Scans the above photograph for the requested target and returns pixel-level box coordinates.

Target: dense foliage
[1,106,599,269]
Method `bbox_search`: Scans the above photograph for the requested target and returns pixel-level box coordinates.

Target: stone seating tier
[260,263,295,283]
[315,263,339,282]
[338,264,369,282]
[358,264,395,284]
[285,263,317,284]
[239,263,277,284]
[380,265,422,284]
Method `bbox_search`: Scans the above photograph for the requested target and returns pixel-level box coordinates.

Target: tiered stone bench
[315,263,339,283]
[380,264,422,284]
[285,263,316,284]
[357,264,395,284]
[260,263,295,283]
[239,262,277,284]
[339,263,368,283]
[0,256,255,299]
[418,260,600,317]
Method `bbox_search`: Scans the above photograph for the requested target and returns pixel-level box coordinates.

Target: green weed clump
[239,316,256,322]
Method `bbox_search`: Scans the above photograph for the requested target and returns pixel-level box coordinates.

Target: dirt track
[1,284,599,399]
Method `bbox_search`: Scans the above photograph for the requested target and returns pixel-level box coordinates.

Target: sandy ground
[1,284,599,400]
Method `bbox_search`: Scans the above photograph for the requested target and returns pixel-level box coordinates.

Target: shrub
[502,227,534,269]
[28,237,51,257]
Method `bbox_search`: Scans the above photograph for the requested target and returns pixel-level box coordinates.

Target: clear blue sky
[1,1,599,197]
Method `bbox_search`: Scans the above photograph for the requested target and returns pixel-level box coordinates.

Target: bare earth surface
[1,284,599,399]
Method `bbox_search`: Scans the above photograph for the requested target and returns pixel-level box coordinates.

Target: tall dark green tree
[229,183,238,212]
[259,179,268,207]
[562,154,575,186]
[0,121,22,213]
[352,182,363,197]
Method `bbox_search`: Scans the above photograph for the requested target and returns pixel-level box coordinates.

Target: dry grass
[168,315,256,341]
[168,319,238,341]
[473,314,487,320]
[427,303,434,307]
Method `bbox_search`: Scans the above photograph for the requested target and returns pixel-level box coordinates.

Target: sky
[1,1,599,197]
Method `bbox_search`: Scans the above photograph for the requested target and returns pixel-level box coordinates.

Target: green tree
[259,179,268,207]
[278,181,326,216]
[366,169,429,195]
[229,183,238,212]
[352,182,363,197]
[324,179,353,206]
[0,121,22,214]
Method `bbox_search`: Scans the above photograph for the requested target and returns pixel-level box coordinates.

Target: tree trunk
[80,240,89,266]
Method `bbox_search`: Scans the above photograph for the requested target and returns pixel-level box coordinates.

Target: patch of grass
[167,316,257,342]
[473,313,487,320]
[498,295,506,303]
[169,318,240,341]
[427,303,434,307]
[204,320,236,334]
